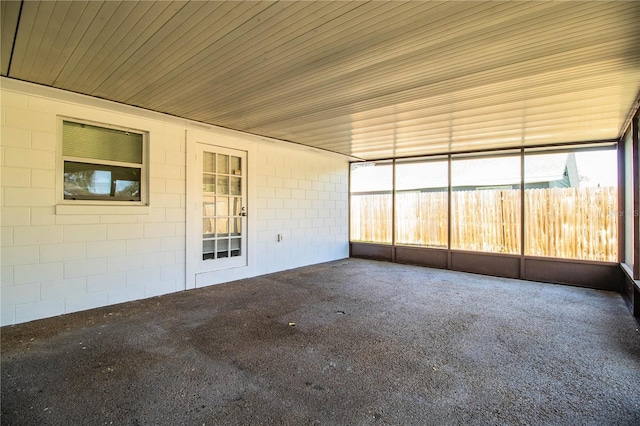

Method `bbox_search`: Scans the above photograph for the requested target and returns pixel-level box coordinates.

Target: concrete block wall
[1,83,187,325]
[1,79,350,325]
[253,143,349,275]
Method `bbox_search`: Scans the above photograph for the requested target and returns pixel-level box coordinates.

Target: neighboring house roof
[351,153,574,192]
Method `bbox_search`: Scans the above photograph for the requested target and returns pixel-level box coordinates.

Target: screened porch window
[524,147,618,261]
[350,161,393,244]
[349,143,618,262]
[62,120,145,202]
[450,152,521,254]
[395,157,448,248]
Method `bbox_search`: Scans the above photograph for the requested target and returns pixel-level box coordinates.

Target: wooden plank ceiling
[2,0,639,160]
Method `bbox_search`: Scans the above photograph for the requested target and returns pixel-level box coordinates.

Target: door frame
[185,129,257,290]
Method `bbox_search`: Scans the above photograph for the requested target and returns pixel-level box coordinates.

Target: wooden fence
[350,186,618,262]
[451,189,521,254]
[525,187,618,261]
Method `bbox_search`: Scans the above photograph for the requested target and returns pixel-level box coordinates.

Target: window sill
[56,203,150,215]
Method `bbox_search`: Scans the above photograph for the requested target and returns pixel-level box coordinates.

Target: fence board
[350,186,617,262]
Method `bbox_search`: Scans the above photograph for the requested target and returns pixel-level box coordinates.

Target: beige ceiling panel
[150,1,342,113]
[36,1,131,90]
[120,2,313,105]
[93,1,252,97]
[271,61,637,137]
[1,1,21,76]
[149,1,425,116]
[53,1,142,90]
[23,1,105,85]
[241,48,635,138]
[205,2,547,121]
[214,3,634,129]
[71,1,186,93]
[3,1,639,159]
[29,1,95,85]
[9,0,57,78]
[181,2,476,112]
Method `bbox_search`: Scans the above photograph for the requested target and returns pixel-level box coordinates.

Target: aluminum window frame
[56,117,149,207]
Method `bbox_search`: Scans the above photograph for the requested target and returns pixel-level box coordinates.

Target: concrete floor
[2,259,639,425]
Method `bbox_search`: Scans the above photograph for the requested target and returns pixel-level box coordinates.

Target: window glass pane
[230,156,241,175]
[395,158,448,248]
[451,154,521,254]
[63,121,142,164]
[203,152,215,173]
[114,180,139,198]
[216,197,229,216]
[525,149,617,261]
[217,239,229,258]
[203,197,215,216]
[350,162,393,244]
[203,240,215,260]
[217,176,229,195]
[217,218,229,237]
[232,197,242,216]
[230,177,241,195]
[203,219,215,238]
[217,154,229,174]
[231,218,242,236]
[230,238,241,257]
[203,174,216,193]
[64,161,141,201]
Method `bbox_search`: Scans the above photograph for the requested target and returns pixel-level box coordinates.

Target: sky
[574,150,618,187]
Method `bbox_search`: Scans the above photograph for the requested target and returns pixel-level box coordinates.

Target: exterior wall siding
[1,79,349,325]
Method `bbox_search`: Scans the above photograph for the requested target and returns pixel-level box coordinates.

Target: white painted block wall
[1,79,349,326]
[253,143,349,275]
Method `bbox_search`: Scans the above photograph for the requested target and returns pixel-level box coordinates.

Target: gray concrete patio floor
[2,259,639,425]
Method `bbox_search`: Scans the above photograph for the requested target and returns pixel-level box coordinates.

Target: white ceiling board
[2,1,639,160]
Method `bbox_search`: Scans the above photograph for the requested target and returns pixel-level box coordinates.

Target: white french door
[196,143,247,272]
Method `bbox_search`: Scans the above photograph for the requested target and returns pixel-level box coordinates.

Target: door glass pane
[217,197,229,216]
[231,218,242,235]
[232,197,242,216]
[203,152,215,173]
[217,176,229,195]
[203,175,216,193]
[203,240,215,260]
[203,196,215,216]
[230,156,241,175]
[203,219,215,238]
[230,177,241,195]
[217,218,229,236]
[230,238,241,257]
[217,239,229,258]
[217,154,229,174]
